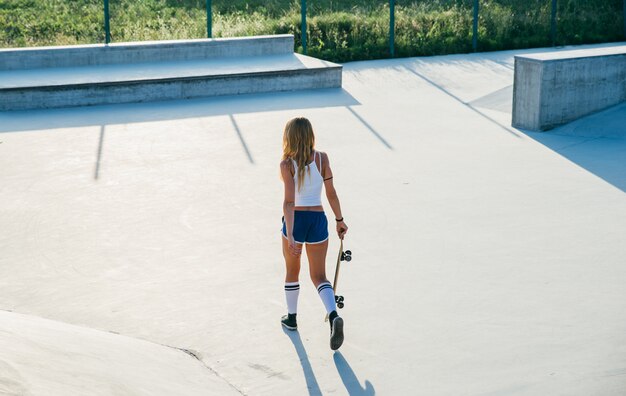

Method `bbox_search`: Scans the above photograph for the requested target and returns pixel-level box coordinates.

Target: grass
[0,0,623,62]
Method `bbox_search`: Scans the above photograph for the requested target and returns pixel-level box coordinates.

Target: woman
[280,116,348,351]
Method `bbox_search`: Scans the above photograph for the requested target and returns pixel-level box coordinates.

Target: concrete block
[0,66,342,111]
[512,45,626,131]
[0,35,294,71]
[0,38,343,111]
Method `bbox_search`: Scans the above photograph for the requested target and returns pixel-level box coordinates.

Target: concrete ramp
[0,310,239,395]
[0,35,342,111]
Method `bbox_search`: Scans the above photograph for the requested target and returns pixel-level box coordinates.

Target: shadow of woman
[282,328,322,396]
[333,351,375,395]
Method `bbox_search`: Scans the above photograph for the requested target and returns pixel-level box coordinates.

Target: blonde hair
[282,117,315,191]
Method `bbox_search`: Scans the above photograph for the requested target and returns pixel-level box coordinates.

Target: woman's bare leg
[306,239,344,350]
[305,239,329,287]
[282,236,302,326]
[282,235,302,283]
[306,240,336,313]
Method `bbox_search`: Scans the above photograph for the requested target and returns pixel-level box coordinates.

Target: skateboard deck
[325,239,351,321]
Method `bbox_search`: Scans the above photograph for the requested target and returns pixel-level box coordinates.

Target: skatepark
[1,37,626,395]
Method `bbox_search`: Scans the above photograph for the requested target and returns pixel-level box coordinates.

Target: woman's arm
[280,160,300,255]
[321,153,348,239]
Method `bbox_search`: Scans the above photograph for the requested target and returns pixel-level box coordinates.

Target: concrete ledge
[512,44,626,131]
[0,62,342,111]
[0,35,294,70]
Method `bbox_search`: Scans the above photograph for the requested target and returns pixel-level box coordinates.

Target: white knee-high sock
[317,281,336,314]
[285,282,300,314]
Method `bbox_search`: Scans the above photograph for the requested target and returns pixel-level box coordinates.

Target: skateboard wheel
[337,302,344,309]
[344,255,352,262]
[345,250,352,256]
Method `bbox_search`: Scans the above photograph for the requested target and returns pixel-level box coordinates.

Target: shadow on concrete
[468,85,513,113]
[521,102,626,193]
[401,65,521,139]
[282,328,322,396]
[0,88,360,133]
[229,114,254,164]
[346,107,393,150]
[94,125,105,180]
[333,352,375,396]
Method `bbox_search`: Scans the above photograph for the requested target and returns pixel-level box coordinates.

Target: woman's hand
[336,220,348,240]
[287,234,302,256]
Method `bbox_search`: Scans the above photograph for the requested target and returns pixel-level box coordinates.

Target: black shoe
[329,311,344,350]
[281,313,297,331]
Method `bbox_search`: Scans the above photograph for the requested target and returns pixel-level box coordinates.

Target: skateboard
[325,239,352,321]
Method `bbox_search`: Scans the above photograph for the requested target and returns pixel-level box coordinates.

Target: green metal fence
[2,1,620,58]
[99,0,625,57]
[104,0,110,44]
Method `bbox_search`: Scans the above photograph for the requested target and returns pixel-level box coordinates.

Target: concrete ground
[1,42,626,395]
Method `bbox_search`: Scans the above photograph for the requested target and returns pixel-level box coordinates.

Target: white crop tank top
[292,151,323,206]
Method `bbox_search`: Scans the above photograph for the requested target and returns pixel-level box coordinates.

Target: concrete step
[0,51,342,111]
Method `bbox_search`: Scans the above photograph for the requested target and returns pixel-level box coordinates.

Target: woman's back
[292,151,323,207]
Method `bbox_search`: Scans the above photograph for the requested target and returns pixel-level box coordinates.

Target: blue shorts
[282,211,329,244]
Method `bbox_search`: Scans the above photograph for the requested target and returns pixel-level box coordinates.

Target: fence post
[301,0,307,54]
[389,0,395,57]
[104,0,110,44]
[551,0,557,46]
[472,0,479,52]
[206,0,212,38]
